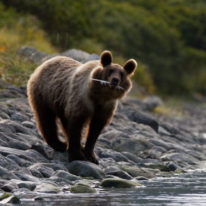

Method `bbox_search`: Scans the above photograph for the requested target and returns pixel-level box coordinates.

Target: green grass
[0,3,57,85]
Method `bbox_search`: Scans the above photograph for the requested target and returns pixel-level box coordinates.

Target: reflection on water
[21,169,206,206]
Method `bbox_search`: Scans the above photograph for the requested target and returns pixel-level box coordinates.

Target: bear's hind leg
[33,102,67,152]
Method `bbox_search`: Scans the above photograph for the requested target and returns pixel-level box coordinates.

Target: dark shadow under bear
[27,51,137,164]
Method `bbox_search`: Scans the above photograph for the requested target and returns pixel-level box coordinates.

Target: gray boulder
[60,49,90,62]
[67,161,104,179]
[17,46,48,64]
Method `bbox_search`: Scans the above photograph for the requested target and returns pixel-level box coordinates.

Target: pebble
[104,166,132,180]
[1,182,18,192]
[12,180,36,191]
[35,183,60,194]
[100,177,141,188]
[29,163,54,178]
[0,166,18,180]
[121,165,154,178]
[67,161,104,179]
[70,184,96,193]
[53,170,80,181]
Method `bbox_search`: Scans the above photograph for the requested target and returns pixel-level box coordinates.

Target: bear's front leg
[60,115,88,162]
[84,109,113,164]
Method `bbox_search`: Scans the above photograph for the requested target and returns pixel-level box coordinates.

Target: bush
[1,0,206,95]
[0,2,57,85]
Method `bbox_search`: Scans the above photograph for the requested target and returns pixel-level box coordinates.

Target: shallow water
[20,169,206,206]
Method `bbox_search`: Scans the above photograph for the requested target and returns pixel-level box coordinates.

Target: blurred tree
[1,0,206,95]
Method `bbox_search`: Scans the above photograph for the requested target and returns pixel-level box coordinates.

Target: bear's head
[91,50,137,99]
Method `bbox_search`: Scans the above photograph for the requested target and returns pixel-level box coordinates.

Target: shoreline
[0,50,206,204]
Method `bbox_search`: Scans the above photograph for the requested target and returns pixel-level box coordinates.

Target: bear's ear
[124,59,137,76]
[100,50,112,67]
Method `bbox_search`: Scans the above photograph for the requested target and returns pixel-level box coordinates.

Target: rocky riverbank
[0,48,206,204]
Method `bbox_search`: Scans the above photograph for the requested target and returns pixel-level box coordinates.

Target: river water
[21,168,206,206]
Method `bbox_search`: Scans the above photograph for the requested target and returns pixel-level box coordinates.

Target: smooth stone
[29,163,54,178]
[149,138,172,150]
[34,196,44,201]
[121,166,154,178]
[100,178,141,188]
[12,180,36,191]
[70,184,96,193]
[31,143,54,160]
[112,137,152,155]
[53,170,80,181]
[1,182,18,192]
[97,138,112,148]
[6,154,31,167]
[14,171,39,182]
[0,111,10,119]
[136,176,149,180]
[10,112,28,122]
[39,163,67,171]
[98,149,129,162]
[17,46,47,64]
[104,166,132,180]
[144,162,177,172]
[49,176,72,185]
[61,49,90,62]
[8,138,31,150]
[29,168,44,178]
[35,183,60,194]
[0,89,24,98]
[144,162,170,172]
[0,119,31,135]
[0,166,18,180]
[160,123,180,135]
[22,121,35,129]
[23,149,49,163]
[126,111,159,132]
[106,170,132,180]
[0,153,20,170]
[161,152,198,165]
[67,161,104,179]
[167,162,178,171]
[0,138,9,147]
[0,146,48,163]
[122,152,143,164]
[15,133,40,146]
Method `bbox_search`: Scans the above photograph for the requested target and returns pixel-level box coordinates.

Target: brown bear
[27,50,137,164]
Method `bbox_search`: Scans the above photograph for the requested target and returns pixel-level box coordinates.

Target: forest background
[0,0,206,97]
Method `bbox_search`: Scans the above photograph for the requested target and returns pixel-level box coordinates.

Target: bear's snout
[111,77,120,86]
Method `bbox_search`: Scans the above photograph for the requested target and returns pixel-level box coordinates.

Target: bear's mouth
[91,78,125,91]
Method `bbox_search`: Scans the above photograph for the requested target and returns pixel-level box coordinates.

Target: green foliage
[1,0,206,95]
[133,64,156,94]
[0,2,57,85]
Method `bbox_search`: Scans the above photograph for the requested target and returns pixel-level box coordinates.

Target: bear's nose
[111,78,119,86]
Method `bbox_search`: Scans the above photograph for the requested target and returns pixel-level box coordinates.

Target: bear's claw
[83,150,99,165]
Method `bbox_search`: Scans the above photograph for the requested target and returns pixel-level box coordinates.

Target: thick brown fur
[27,51,137,164]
